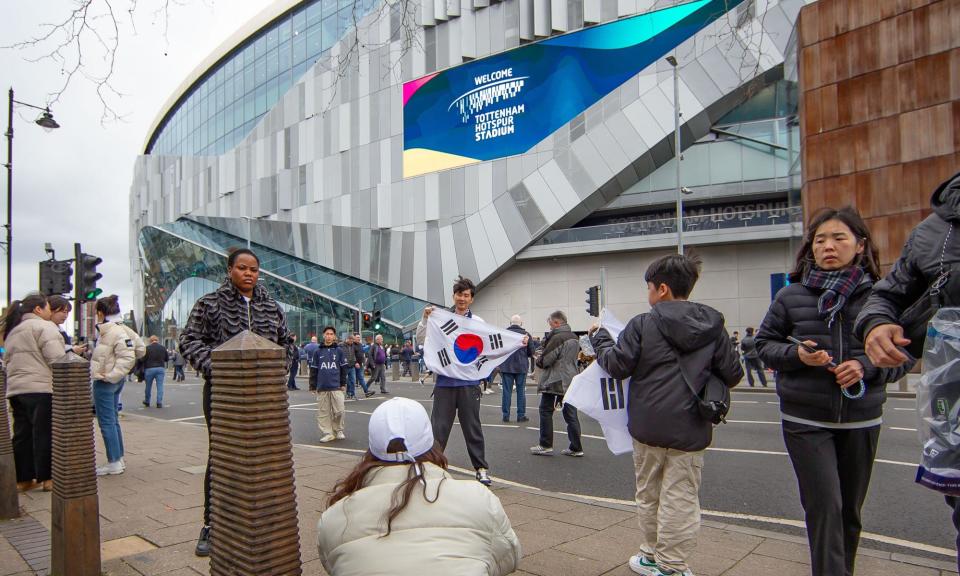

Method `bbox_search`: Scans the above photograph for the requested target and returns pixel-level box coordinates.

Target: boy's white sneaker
[318,434,335,443]
[628,554,658,575]
[335,431,346,440]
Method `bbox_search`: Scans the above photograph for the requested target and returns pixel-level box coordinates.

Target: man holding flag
[417,276,527,486]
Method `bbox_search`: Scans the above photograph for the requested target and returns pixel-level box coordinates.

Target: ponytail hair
[2,294,49,340]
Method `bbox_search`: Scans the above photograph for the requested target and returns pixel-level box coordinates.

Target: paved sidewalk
[0,414,954,576]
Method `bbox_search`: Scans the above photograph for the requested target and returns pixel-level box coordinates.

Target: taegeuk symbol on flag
[424,309,524,381]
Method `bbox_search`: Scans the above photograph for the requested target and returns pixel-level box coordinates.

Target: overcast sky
[1,0,268,323]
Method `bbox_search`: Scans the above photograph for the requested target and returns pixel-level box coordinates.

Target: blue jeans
[144,367,165,405]
[93,380,125,463]
[347,365,368,396]
[501,372,527,419]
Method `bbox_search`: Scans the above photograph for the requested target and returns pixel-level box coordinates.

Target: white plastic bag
[915,307,960,495]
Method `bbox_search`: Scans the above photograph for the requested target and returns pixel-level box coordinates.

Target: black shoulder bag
[900,223,956,358]
[654,324,730,425]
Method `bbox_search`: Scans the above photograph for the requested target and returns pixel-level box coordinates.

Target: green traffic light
[85,288,103,300]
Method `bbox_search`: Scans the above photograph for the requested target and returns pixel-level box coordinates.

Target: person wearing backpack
[739,327,766,387]
[90,295,146,477]
[590,254,742,576]
[756,207,911,576]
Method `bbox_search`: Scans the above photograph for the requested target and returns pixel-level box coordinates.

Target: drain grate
[0,515,50,575]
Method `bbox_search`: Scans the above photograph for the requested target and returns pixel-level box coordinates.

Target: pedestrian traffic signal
[362,312,372,329]
[585,285,600,317]
[78,253,103,302]
[373,310,382,331]
[39,259,73,295]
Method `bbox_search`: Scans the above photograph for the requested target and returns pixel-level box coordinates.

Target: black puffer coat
[855,170,960,352]
[592,301,742,452]
[179,280,296,379]
[757,278,909,423]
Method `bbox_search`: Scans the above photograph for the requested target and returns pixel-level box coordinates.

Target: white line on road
[893,407,914,411]
[732,400,759,404]
[169,415,205,422]
[726,420,780,425]
[889,427,918,432]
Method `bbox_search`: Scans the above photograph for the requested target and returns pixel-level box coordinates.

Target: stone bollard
[50,353,100,576]
[410,361,420,381]
[208,331,302,576]
[0,371,19,519]
[391,361,400,381]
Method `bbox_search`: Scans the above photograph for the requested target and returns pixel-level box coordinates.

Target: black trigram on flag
[600,378,625,410]
[475,355,490,370]
[489,333,503,350]
[438,348,451,367]
[440,319,459,336]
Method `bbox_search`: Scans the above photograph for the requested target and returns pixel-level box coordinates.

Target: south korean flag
[564,309,633,455]
[424,309,524,381]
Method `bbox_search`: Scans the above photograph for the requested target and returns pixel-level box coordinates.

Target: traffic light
[585,285,600,317]
[373,310,382,331]
[362,312,372,329]
[78,253,103,302]
[39,259,73,295]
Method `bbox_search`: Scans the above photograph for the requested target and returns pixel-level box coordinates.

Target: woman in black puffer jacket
[756,207,910,576]
[178,248,296,558]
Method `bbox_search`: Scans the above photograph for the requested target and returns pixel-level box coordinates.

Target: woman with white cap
[317,397,521,575]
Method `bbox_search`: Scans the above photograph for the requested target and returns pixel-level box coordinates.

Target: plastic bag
[915,307,960,495]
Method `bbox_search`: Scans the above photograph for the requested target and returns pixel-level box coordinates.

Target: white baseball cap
[368,397,435,462]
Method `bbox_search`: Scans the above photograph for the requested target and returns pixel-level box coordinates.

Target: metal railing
[538,206,802,245]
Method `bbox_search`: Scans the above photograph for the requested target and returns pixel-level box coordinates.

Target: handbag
[654,323,730,425]
[900,224,955,358]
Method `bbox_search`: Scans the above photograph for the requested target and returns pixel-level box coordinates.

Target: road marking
[893,407,914,411]
[169,415,205,422]
[188,402,196,405]
[875,458,915,467]
[289,402,318,408]
[290,406,318,411]
[726,420,779,425]
[766,401,778,405]
[889,427,917,432]
[708,447,788,456]
[732,400,759,404]
[484,424,519,429]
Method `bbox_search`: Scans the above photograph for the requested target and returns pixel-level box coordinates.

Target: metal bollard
[208,331,302,576]
[0,371,19,519]
[50,353,100,576]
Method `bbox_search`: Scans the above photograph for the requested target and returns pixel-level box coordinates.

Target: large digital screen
[402,0,743,178]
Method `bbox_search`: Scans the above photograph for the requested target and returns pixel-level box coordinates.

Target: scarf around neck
[801,265,864,327]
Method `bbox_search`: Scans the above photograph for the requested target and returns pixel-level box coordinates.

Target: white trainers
[628,555,693,576]
[475,468,492,486]
[529,445,554,456]
[335,431,346,440]
[96,461,124,476]
[318,434,336,443]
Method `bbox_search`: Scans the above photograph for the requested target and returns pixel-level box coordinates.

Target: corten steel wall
[797,0,960,268]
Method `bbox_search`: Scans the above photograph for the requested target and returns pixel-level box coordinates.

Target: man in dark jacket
[501,315,534,423]
[739,327,767,387]
[400,341,414,376]
[855,170,960,572]
[304,335,320,391]
[344,334,372,399]
[531,311,582,456]
[142,336,169,408]
[312,327,349,442]
[591,254,742,576]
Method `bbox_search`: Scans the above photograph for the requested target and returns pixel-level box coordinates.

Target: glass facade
[138,219,429,346]
[146,0,380,156]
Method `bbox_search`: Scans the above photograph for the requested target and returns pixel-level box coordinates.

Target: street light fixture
[665,56,683,255]
[5,88,61,305]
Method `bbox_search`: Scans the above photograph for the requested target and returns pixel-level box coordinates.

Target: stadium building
[131,0,810,342]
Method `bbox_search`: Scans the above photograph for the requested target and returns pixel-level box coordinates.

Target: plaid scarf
[801,266,865,327]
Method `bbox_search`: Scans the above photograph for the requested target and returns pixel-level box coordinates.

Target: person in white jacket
[2,294,68,492]
[317,397,521,576]
[90,295,144,476]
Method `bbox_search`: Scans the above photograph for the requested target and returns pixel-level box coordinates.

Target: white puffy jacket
[90,322,145,384]
[317,462,520,576]
[3,313,65,397]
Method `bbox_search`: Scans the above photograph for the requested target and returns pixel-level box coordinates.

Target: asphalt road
[119,371,955,561]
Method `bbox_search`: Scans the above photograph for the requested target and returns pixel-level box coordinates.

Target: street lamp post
[666,56,683,255]
[4,88,60,305]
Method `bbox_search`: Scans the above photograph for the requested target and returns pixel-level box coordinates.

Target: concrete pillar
[391,361,400,381]
[410,361,420,381]
[0,371,19,519]
[208,331,302,576]
[50,354,100,576]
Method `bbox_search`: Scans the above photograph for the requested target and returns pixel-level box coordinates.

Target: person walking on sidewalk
[142,335,169,408]
[400,340,414,376]
[347,333,373,398]
[314,326,349,442]
[287,334,301,390]
[304,335,320,392]
[756,207,910,576]
[90,295,146,478]
[591,254,743,576]
[530,311,582,457]
[500,315,534,423]
[172,347,186,381]
[2,294,70,492]
[416,276,496,486]
[179,248,296,558]
[740,327,767,387]
[317,397,521,576]
[369,334,388,394]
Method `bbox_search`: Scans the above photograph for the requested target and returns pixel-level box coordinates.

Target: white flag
[424,309,524,381]
[564,309,633,455]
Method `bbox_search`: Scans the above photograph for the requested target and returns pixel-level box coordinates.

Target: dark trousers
[174,365,185,381]
[782,421,880,576]
[308,367,318,391]
[947,496,960,573]
[431,385,488,470]
[371,364,387,392]
[287,359,299,389]
[9,393,53,483]
[202,382,213,526]
[538,393,582,452]
[745,358,767,387]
